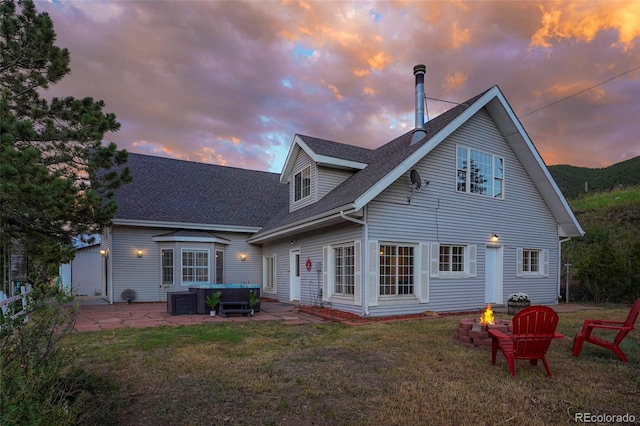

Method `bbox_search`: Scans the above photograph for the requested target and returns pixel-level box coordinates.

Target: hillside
[563,186,640,303]
[548,156,640,200]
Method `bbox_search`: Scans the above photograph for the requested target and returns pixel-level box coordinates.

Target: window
[182,249,209,284]
[523,249,539,273]
[379,244,414,295]
[215,250,224,284]
[439,245,465,273]
[294,166,311,201]
[334,244,355,295]
[457,146,503,198]
[264,255,276,292]
[161,249,174,285]
[517,248,548,277]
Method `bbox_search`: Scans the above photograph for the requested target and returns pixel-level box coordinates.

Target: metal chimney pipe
[411,64,427,145]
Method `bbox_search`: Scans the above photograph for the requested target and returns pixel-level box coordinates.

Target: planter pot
[210,310,217,317]
[507,300,531,315]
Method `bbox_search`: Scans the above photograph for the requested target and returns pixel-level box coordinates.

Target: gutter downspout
[559,237,571,304]
[340,210,369,316]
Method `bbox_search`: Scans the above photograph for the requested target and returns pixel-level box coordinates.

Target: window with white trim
[294,166,311,201]
[263,255,276,292]
[431,243,476,278]
[456,146,504,198]
[517,248,549,277]
[215,250,224,284]
[439,245,465,273]
[379,244,415,295]
[182,249,209,284]
[161,249,174,285]
[334,244,355,295]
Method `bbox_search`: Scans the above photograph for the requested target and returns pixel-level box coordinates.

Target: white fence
[0,284,33,321]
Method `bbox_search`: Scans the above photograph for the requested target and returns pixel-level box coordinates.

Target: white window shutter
[430,243,440,278]
[516,248,523,277]
[542,249,549,277]
[322,246,329,301]
[354,240,362,306]
[468,245,477,278]
[419,243,429,303]
[368,240,379,306]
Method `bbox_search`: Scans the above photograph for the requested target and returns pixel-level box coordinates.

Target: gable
[280,135,370,184]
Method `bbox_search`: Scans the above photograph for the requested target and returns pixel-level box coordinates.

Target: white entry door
[485,246,503,303]
[290,250,301,302]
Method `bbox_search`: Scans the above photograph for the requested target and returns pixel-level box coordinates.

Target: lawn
[66,306,640,425]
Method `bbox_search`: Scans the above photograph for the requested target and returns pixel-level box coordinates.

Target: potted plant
[248,290,260,316]
[205,291,222,316]
[120,288,136,304]
[507,292,530,315]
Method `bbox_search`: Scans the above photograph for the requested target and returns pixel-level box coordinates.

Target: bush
[0,282,117,425]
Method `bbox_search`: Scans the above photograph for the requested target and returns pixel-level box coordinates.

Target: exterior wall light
[491,234,499,242]
[100,249,108,256]
[240,254,247,261]
[136,249,143,257]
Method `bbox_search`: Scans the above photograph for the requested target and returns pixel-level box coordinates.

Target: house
[100,65,584,316]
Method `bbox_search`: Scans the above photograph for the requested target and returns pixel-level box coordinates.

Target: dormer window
[294,166,311,201]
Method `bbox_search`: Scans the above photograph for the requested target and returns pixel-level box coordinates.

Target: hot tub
[187,284,261,314]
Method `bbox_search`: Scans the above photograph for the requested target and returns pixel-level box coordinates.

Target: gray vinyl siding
[366,107,559,315]
[111,226,167,303]
[68,245,101,296]
[262,222,364,315]
[109,226,262,302]
[289,150,316,212]
[317,166,354,199]
[101,228,111,301]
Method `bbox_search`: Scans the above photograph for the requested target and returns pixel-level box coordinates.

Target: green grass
[569,186,640,212]
[65,307,640,425]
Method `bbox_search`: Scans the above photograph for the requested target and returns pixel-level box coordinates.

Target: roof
[110,85,583,241]
[280,134,374,183]
[250,86,584,241]
[112,153,288,230]
[152,230,232,243]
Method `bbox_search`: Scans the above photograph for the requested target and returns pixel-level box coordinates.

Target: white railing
[0,284,33,321]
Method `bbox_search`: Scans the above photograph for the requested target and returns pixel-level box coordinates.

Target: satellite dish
[410,169,422,190]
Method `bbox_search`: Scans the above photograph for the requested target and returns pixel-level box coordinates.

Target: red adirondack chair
[572,298,640,362]
[490,306,563,377]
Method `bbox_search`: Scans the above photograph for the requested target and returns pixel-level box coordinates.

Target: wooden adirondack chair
[490,306,563,377]
[572,298,640,362]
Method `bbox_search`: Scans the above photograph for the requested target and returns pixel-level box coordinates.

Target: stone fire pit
[454,318,513,349]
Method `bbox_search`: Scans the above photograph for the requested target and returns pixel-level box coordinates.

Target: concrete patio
[73,298,325,332]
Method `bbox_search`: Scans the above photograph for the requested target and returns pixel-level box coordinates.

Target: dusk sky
[38,0,639,173]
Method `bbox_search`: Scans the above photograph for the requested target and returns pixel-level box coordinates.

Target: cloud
[34,0,639,172]
[531,1,640,50]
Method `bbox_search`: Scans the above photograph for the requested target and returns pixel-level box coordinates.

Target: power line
[520,65,640,118]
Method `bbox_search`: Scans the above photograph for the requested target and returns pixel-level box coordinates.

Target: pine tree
[0,0,131,289]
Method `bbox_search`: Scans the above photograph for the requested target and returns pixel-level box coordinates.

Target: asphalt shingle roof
[297,134,375,164]
[113,154,288,228]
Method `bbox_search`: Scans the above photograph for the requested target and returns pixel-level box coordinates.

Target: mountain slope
[548,156,640,199]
